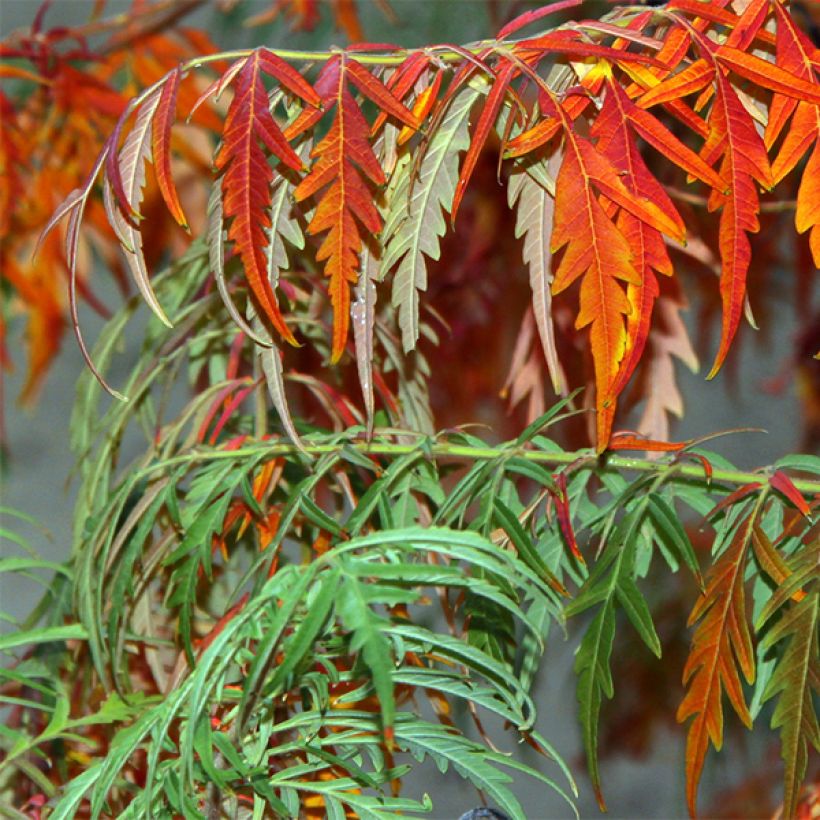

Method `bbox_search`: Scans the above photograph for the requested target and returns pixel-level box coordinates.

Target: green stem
[147,439,820,497]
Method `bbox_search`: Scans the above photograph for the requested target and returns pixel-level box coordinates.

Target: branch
[146,436,820,496]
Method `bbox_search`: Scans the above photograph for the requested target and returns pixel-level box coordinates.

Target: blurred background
[2,1,817,817]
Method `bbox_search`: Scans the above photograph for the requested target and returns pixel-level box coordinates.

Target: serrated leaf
[293,55,415,362]
[383,82,480,352]
[759,591,819,820]
[215,49,309,346]
[703,73,772,379]
[152,66,187,229]
[508,149,567,394]
[677,508,757,817]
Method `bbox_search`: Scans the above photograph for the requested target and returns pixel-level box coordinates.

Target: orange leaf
[608,434,687,453]
[677,510,757,817]
[397,72,441,146]
[550,134,641,450]
[717,46,820,106]
[593,80,684,398]
[152,66,188,229]
[765,3,820,267]
[215,49,316,346]
[704,73,772,379]
[293,55,409,361]
[638,59,714,110]
[668,0,775,48]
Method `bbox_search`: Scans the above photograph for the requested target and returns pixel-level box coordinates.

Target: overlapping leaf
[291,55,417,361]
[507,150,566,394]
[215,48,319,346]
[756,536,820,820]
[677,505,758,817]
[701,71,772,379]
[383,82,480,352]
[550,128,684,449]
[764,2,820,267]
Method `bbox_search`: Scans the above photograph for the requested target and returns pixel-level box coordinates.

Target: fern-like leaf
[215,48,318,346]
[507,150,566,394]
[677,506,757,817]
[701,72,772,378]
[292,55,417,362]
[382,82,480,352]
[566,502,661,810]
[757,538,820,819]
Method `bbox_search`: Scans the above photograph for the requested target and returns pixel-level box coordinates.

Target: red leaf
[215,49,311,345]
[497,0,583,39]
[293,55,407,361]
[152,66,187,229]
[668,0,775,49]
[770,470,811,518]
[702,71,771,379]
[551,471,583,564]
[451,58,517,222]
[370,52,430,136]
[346,58,419,128]
[706,482,763,520]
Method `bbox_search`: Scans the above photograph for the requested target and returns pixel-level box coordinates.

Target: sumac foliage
[1,1,819,818]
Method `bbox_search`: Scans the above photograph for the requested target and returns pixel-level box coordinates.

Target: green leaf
[337,575,396,737]
[759,590,820,819]
[0,624,87,653]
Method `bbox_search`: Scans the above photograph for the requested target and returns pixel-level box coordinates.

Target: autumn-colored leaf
[551,471,582,564]
[637,59,714,110]
[677,507,757,817]
[550,125,684,449]
[151,65,187,229]
[765,2,820,267]
[104,86,172,327]
[770,470,812,518]
[702,72,772,379]
[497,0,582,39]
[450,58,517,222]
[593,79,687,399]
[706,481,763,520]
[215,48,318,346]
[608,434,687,453]
[293,54,416,361]
[668,0,777,49]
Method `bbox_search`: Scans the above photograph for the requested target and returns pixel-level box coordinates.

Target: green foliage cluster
[2,242,818,817]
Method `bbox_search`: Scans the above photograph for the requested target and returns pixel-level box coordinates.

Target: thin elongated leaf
[765,2,820,266]
[677,508,757,817]
[152,66,187,229]
[383,82,481,352]
[215,49,314,346]
[567,502,660,809]
[508,149,566,394]
[703,73,772,379]
[352,242,379,434]
[759,580,819,820]
[293,55,416,361]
